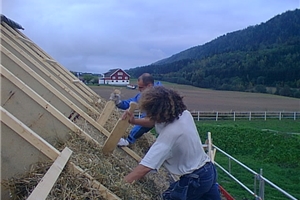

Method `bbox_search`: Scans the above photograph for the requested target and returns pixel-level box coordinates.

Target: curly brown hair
[139,86,187,123]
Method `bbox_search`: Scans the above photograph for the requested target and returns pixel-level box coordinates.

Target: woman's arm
[122,110,155,127]
[124,164,152,183]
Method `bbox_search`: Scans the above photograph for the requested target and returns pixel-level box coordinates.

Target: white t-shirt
[140,110,210,176]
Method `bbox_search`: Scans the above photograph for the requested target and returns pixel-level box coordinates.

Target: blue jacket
[116,81,162,116]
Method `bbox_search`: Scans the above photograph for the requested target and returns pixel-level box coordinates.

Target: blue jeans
[127,125,153,144]
[162,162,221,200]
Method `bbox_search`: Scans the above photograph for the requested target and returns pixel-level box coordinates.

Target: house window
[118,76,122,79]
[112,76,116,79]
[125,77,128,80]
[118,72,123,75]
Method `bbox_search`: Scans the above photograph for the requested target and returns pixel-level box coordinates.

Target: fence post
[216,112,218,121]
[197,111,200,121]
[228,157,231,174]
[249,112,252,121]
[294,112,296,120]
[233,112,236,121]
[279,112,281,120]
[259,168,265,200]
[264,111,267,121]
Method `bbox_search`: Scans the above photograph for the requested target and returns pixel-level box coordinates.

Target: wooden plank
[97,101,116,126]
[1,106,120,199]
[0,36,98,113]
[15,35,33,44]
[1,64,143,162]
[27,147,72,200]
[102,102,138,154]
[97,89,121,126]
[0,65,99,144]
[3,23,99,99]
[207,132,212,160]
[0,106,60,161]
[0,49,108,134]
[1,25,97,103]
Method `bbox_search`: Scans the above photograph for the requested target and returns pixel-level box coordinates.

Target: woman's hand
[121,109,135,124]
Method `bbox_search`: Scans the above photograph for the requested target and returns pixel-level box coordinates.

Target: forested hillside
[126,9,300,98]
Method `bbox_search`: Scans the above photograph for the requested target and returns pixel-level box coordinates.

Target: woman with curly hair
[123,86,221,200]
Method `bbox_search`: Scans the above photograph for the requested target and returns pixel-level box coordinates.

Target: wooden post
[102,102,138,154]
[207,132,212,160]
[264,111,267,121]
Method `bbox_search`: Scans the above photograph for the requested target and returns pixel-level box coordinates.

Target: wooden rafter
[1,24,96,104]
[1,29,100,111]
[27,147,73,200]
[0,106,121,200]
[3,23,99,99]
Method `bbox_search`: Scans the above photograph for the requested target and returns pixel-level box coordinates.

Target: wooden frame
[4,23,99,100]
[1,106,121,199]
[1,28,99,115]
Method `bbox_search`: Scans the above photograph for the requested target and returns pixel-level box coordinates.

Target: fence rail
[214,144,297,200]
[134,111,300,121]
[185,111,299,121]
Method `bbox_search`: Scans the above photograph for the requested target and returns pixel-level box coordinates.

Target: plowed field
[90,84,300,111]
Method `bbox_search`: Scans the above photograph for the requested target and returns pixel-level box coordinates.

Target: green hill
[126,9,300,98]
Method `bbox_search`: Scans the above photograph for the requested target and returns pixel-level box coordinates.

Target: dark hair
[139,86,187,123]
[138,73,154,86]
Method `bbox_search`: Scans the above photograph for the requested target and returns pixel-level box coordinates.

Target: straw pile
[2,98,171,199]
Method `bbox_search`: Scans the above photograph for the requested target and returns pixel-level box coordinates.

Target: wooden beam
[1,64,143,162]
[102,102,138,154]
[1,26,97,103]
[1,105,123,199]
[97,101,116,126]
[97,89,121,126]
[27,147,72,200]
[15,35,33,44]
[43,58,57,64]
[0,65,98,144]
[0,106,60,161]
[2,23,99,99]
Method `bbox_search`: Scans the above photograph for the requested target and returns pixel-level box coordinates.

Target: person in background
[122,86,221,200]
[110,73,161,146]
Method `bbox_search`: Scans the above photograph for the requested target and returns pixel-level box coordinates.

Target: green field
[196,120,300,200]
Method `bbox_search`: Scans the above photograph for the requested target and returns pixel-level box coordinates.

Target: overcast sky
[2,1,299,74]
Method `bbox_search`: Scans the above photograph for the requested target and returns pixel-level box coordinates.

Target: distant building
[99,68,130,86]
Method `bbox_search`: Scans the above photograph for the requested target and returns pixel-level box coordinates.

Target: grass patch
[196,120,300,200]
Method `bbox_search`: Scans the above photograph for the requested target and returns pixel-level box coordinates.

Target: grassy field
[196,120,300,200]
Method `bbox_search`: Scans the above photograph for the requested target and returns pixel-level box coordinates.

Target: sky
[1,1,300,74]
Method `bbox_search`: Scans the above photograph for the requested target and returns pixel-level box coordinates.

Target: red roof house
[99,68,130,86]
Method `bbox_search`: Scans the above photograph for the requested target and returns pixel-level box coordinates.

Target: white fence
[189,111,300,121]
[214,144,298,200]
[135,111,300,121]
